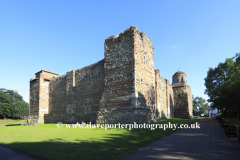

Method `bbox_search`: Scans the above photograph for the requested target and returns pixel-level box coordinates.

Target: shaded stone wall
[155,70,167,118]
[46,60,105,123]
[74,60,104,114]
[29,79,39,116]
[173,85,191,118]
[155,69,161,117]
[166,81,174,118]
[159,76,168,118]
[49,75,66,115]
[155,70,174,119]
[133,27,157,123]
[172,72,193,118]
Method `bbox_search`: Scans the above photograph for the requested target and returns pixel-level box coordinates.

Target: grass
[0,118,203,160]
[0,119,22,127]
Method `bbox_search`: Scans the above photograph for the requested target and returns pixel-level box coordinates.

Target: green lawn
[0,119,22,127]
[0,118,202,160]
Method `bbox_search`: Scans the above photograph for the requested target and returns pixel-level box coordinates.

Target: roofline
[35,70,59,76]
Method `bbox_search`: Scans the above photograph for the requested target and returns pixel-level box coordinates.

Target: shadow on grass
[3,118,213,160]
[4,128,173,160]
[5,124,21,127]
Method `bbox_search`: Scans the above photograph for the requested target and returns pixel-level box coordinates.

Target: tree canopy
[204,53,240,118]
[0,88,29,119]
[192,96,209,115]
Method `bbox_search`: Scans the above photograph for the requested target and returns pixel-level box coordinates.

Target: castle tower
[172,71,193,118]
[172,71,187,85]
[97,26,157,124]
[29,70,59,124]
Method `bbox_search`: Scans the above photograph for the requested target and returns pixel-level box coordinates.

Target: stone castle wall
[45,60,105,123]
[29,71,58,124]
[29,26,193,124]
[97,27,158,124]
[166,81,174,118]
[187,86,193,117]
[155,70,175,119]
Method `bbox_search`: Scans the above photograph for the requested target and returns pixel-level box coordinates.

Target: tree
[192,96,209,115]
[204,53,240,119]
[0,88,29,119]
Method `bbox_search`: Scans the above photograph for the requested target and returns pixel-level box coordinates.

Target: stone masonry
[29,26,193,124]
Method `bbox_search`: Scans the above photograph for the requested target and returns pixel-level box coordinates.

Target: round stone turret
[172,71,187,85]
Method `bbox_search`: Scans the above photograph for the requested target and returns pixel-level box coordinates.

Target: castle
[29,26,193,124]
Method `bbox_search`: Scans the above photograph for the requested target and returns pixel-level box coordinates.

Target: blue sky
[1,0,239,103]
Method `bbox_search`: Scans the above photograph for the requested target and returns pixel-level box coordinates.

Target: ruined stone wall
[46,60,105,123]
[39,78,50,123]
[74,60,104,113]
[155,70,161,117]
[97,26,158,124]
[97,27,136,124]
[49,75,66,115]
[159,76,168,118]
[134,30,155,109]
[101,27,135,110]
[29,79,39,116]
[155,70,166,118]
[166,81,174,118]
[155,70,175,119]
[29,70,59,124]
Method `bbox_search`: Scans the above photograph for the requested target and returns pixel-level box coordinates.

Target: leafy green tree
[192,96,209,115]
[204,53,240,119]
[0,88,29,119]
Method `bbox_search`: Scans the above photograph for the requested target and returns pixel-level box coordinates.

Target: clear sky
[1,0,239,103]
